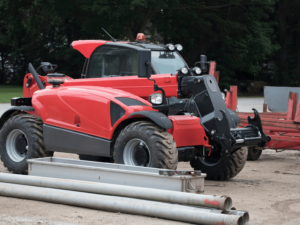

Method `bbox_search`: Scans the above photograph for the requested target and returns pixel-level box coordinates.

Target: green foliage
[273,0,300,86]
[0,0,296,90]
[152,0,279,89]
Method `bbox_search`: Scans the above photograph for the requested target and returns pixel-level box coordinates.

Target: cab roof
[71,40,167,58]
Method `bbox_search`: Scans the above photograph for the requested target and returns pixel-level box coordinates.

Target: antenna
[102,28,117,42]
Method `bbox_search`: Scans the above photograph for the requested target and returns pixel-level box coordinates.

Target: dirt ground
[0,150,300,225]
[1,99,300,224]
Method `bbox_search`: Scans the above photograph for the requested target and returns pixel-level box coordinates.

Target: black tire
[247,147,262,161]
[190,148,247,181]
[113,121,178,169]
[0,114,53,174]
[78,154,111,163]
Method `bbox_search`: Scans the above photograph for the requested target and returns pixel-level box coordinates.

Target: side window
[86,46,138,78]
[122,50,138,76]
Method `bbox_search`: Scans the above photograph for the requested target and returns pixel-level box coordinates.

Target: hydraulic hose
[28,63,44,89]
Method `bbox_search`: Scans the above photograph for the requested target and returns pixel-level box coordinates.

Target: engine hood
[37,85,152,107]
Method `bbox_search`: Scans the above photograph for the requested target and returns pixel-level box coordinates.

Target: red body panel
[62,74,178,100]
[23,73,72,98]
[168,116,209,147]
[27,81,209,147]
[32,86,153,139]
[24,74,178,100]
[25,73,208,147]
[72,40,107,58]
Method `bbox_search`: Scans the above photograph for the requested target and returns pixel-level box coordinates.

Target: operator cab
[74,33,207,114]
[80,35,189,79]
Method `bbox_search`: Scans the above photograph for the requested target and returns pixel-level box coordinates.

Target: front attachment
[179,75,270,156]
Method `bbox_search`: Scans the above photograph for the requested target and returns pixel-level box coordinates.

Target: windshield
[151,51,188,75]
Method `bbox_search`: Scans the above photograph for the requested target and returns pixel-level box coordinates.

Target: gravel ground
[1,98,300,225]
[0,104,11,116]
[237,98,264,112]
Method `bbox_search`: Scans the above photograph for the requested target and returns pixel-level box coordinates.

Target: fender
[0,106,35,129]
[128,111,173,129]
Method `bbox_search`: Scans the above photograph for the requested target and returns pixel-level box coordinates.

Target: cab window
[86,46,138,78]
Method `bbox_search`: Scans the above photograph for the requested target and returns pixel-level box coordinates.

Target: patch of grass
[0,85,23,103]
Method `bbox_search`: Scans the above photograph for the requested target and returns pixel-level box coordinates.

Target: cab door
[85,45,138,78]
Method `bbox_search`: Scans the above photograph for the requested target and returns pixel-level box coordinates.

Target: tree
[274,0,300,86]
[0,0,284,89]
[152,0,279,89]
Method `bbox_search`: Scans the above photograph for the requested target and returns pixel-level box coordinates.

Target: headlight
[175,44,183,51]
[180,67,189,74]
[221,92,226,101]
[166,43,175,51]
[193,67,201,75]
[149,93,163,105]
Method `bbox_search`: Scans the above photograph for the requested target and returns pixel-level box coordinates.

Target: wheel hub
[123,139,151,167]
[133,145,149,166]
[6,129,28,162]
[15,135,27,154]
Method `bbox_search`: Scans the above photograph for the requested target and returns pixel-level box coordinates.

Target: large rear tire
[114,121,178,169]
[190,148,247,181]
[0,114,53,174]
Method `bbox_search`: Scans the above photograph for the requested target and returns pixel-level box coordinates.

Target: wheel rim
[199,155,221,166]
[6,129,28,162]
[123,138,151,167]
[198,147,222,166]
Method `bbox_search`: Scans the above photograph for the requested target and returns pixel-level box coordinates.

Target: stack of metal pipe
[0,173,249,225]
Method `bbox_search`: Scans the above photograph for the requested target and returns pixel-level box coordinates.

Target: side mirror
[200,55,208,72]
[138,49,151,78]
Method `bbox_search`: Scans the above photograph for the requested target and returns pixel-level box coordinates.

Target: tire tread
[114,121,178,169]
[0,114,53,174]
[190,147,248,181]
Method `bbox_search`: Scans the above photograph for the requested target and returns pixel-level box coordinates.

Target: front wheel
[190,147,247,181]
[113,121,178,169]
[0,114,53,174]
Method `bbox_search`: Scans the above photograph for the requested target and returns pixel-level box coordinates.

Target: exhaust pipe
[0,182,244,225]
[0,173,231,211]
[28,63,44,90]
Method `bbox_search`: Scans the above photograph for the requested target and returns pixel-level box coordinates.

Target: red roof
[71,40,107,58]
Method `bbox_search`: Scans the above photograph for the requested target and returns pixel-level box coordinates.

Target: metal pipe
[0,182,244,225]
[235,139,245,144]
[28,63,44,89]
[225,210,249,223]
[0,173,232,211]
[168,205,249,224]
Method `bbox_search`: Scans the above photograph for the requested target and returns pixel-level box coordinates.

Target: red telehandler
[0,32,270,180]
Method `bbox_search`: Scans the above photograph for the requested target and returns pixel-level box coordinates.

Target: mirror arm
[154,83,167,105]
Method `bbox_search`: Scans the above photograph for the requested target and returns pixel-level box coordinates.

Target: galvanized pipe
[0,173,232,211]
[166,205,249,223]
[0,182,244,225]
[226,210,249,223]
